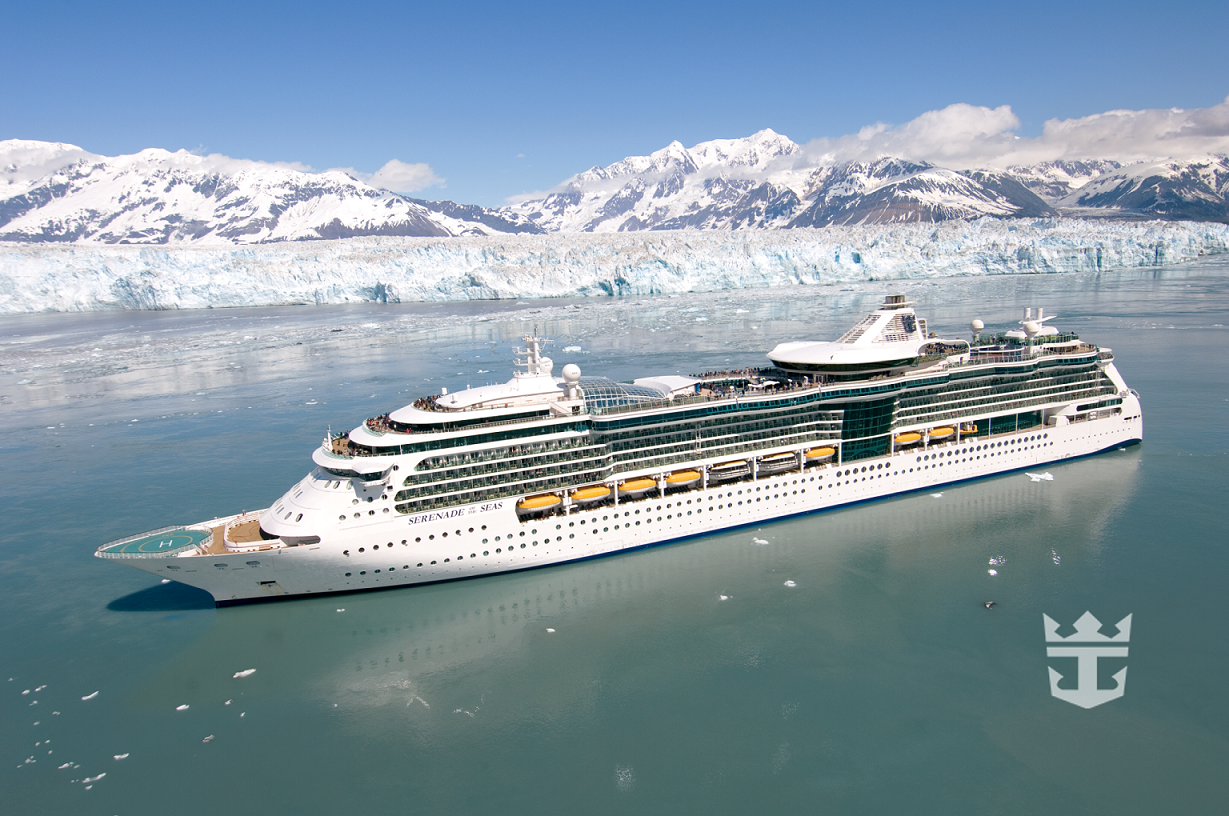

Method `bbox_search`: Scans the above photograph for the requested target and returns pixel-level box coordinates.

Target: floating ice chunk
[988,556,1006,566]
[752,537,769,545]
[82,691,98,701]
[240,712,245,717]
[783,580,797,587]
[202,735,214,743]
[1026,472,1054,482]
[59,762,71,769]
[546,628,556,633]
[1051,549,1061,566]
[22,689,29,695]
[718,595,729,601]
[988,569,998,576]
[175,704,189,711]
[113,754,128,760]
[336,608,345,612]
[931,492,944,498]
[233,669,256,678]
[562,346,582,352]
[225,699,232,705]
[161,579,170,584]
[82,773,105,783]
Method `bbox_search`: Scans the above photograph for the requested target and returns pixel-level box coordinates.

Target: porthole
[483,551,489,556]
[352,499,359,505]
[359,570,366,575]
[442,532,448,537]
[415,537,421,543]
[444,558,450,563]
[469,527,474,533]
[521,543,526,548]
[430,560,436,565]
[417,562,423,567]
[339,515,346,521]
[373,545,380,550]
[520,531,526,536]
[344,572,352,577]
[353,513,360,518]
[429,535,435,540]
[359,547,365,553]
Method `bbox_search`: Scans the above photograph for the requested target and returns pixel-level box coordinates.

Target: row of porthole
[345,539,559,576]
[344,438,1059,555]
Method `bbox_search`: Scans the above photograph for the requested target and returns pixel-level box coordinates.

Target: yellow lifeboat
[928,426,956,441]
[570,485,611,504]
[617,477,657,497]
[960,422,979,434]
[804,446,836,462]
[894,432,922,446]
[665,470,701,487]
[517,494,561,511]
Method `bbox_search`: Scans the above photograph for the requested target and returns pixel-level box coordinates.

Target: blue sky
[4,0,1227,207]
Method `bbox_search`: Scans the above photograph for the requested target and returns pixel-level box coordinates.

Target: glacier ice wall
[1,218,1226,314]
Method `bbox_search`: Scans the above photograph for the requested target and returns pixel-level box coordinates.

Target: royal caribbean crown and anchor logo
[1043,611,1132,709]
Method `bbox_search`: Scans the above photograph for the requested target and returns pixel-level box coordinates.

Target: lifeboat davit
[928,426,956,441]
[757,453,797,474]
[517,494,561,516]
[617,477,657,498]
[665,470,701,488]
[960,422,979,434]
[570,485,611,505]
[894,431,922,447]
[708,460,751,482]
[804,446,836,463]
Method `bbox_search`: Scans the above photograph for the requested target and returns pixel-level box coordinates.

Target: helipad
[99,529,209,557]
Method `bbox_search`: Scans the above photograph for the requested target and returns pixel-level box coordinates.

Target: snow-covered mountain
[3,133,1228,249]
[507,131,1058,231]
[0,140,541,244]
[1050,156,1229,221]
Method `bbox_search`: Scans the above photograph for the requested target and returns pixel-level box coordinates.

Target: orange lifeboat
[665,470,701,487]
[894,432,922,447]
[617,477,657,498]
[570,485,611,505]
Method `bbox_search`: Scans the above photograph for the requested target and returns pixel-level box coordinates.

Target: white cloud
[800,96,1229,169]
[367,159,444,193]
[504,189,554,205]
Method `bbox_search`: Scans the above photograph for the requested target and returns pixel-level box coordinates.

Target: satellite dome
[1023,321,1040,337]
[971,319,985,332]
[562,363,581,383]
[539,356,554,375]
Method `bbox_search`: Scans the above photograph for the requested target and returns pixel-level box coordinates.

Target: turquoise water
[1,264,1226,814]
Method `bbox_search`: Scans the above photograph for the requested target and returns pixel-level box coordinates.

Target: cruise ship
[98,295,1143,605]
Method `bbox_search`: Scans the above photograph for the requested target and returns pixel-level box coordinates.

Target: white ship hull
[112,400,1141,605]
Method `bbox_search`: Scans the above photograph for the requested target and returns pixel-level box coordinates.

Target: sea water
[1,263,1226,814]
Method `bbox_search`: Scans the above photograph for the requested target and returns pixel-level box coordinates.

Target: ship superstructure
[99,296,1142,604]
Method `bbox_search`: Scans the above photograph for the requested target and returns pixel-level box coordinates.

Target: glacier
[1,218,1226,314]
